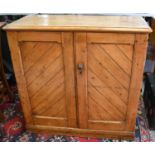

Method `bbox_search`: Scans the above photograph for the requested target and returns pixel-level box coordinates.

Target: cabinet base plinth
[26,125,134,140]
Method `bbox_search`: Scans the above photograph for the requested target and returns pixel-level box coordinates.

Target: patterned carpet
[0,86,152,142]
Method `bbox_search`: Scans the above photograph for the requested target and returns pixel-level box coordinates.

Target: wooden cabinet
[3,15,151,139]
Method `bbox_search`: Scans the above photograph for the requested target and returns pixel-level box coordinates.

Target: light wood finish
[17,31,61,42]
[61,32,77,127]
[75,32,134,131]
[75,33,88,128]
[125,34,148,131]
[7,31,77,128]
[4,15,151,139]
[3,15,151,33]
[87,33,135,44]
[27,124,134,140]
[7,31,33,124]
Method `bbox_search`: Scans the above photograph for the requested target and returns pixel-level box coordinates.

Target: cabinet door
[75,32,148,132]
[7,31,77,128]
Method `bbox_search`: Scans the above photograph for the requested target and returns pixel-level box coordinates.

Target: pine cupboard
[3,15,151,139]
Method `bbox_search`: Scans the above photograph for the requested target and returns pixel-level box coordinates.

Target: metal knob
[77,63,84,74]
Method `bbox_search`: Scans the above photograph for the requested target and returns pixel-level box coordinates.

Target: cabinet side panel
[126,33,148,131]
[7,31,33,124]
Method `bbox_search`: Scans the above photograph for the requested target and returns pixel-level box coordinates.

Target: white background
[0,0,155,15]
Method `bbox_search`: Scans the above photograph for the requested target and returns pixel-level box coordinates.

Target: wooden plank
[89,44,130,89]
[88,120,126,131]
[87,33,135,44]
[20,42,38,59]
[32,79,65,113]
[32,84,65,115]
[88,96,115,121]
[88,79,127,116]
[33,116,67,127]
[126,34,148,131]
[88,51,127,91]
[88,70,128,104]
[27,55,63,97]
[88,84,125,121]
[21,42,55,73]
[24,43,61,85]
[75,32,88,128]
[17,31,61,42]
[3,15,151,33]
[27,124,134,140]
[6,31,33,124]
[62,32,77,128]
[100,44,132,75]
[41,96,66,117]
[117,44,133,61]
[30,70,64,106]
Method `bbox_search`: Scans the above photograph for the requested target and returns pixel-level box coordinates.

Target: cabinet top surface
[3,15,152,32]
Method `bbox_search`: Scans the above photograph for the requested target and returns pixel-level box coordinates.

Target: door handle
[77,63,84,74]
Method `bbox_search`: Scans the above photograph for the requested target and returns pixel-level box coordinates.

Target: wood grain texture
[125,34,148,131]
[12,31,77,128]
[74,32,135,131]
[26,124,134,140]
[75,32,88,129]
[87,33,135,44]
[22,41,67,121]
[88,121,126,131]
[7,31,33,124]
[86,33,136,131]
[61,32,77,127]
[88,52,129,103]
[17,31,61,42]
[3,15,151,33]
[88,44,131,89]
[5,15,151,139]
[33,116,67,127]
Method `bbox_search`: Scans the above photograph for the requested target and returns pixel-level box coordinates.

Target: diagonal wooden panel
[88,96,115,121]
[88,71,127,112]
[41,96,66,117]
[32,84,65,114]
[20,42,38,59]
[88,69,128,103]
[22,39,71,123]
[30,69,64,101]
[89,82,126,117]
[31,70,64,109]
[20,42,54,72]
[27,55,64,97]
[88,84,125,121]
[100,44,132,75]
[89,82,126,115]
[89,44,130,89]
[11,32,77,128]
[116,45,133,61]
[24,43,61,85]
[88,53,129,102]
